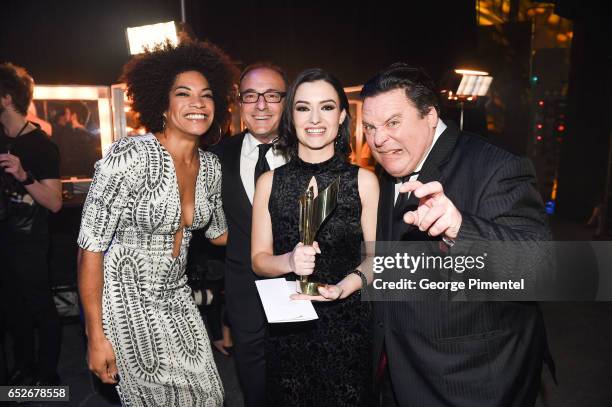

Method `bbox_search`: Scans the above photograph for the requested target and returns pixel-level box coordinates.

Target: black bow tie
[395,171,420,184]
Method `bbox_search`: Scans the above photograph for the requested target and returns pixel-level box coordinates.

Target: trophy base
[297,280,322,296]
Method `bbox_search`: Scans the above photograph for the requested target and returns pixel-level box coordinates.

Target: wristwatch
[20,170,36,186]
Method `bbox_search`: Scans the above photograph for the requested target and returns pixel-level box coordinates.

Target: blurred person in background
[0,62,62,386]
[53,101,100,178]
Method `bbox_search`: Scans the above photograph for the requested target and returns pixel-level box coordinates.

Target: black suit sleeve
[453,155,554,296]
[458,155,551,241]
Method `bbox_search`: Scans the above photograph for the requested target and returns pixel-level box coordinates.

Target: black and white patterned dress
[78,134,225,406]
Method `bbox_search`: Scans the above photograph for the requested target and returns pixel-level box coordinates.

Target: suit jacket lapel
[392,122,460,240]
[233,133,253,206]
[376,169,396,241]
[225,132,254,234]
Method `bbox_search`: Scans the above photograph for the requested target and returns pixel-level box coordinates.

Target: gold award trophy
[297,178,339,295]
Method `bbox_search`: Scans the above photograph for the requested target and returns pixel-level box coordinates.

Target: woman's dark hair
[277,68,351,160]
[120,39,238,134]
[360,63,440,117]
[0,63,34,116]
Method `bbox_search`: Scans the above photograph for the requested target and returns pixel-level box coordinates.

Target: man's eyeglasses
[239,91,286,104]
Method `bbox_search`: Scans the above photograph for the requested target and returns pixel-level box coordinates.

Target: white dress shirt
[240,132,287,204]
[394,119,447,204]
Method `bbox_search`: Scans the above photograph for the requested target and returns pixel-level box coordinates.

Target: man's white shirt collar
[243,132,270,155]
[240,132,287,204]
[413,118,446,174]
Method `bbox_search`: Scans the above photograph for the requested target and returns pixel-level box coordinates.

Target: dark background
[0,0,478,86]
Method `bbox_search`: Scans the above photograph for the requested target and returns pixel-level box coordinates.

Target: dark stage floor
[11,302,611,406]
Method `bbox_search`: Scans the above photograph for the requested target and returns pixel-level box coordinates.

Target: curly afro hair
[120,39,238,135]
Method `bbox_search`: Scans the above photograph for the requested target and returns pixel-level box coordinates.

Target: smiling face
[239,67,286,143]
[362,88,438,177]
[293,80,347,158]
[164,70,214,137]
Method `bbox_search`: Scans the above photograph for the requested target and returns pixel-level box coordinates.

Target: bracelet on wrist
[351,269,367,289]
[20,170,36,186]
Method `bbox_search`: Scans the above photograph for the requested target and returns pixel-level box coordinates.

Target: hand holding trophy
[296,178,339,295]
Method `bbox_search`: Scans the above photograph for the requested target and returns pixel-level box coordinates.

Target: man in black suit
[361,64,551,406]
[210,63,287,407]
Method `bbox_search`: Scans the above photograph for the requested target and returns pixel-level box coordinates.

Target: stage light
[557,124,565,132]
[538,100,545,107]
[126,21,178,55]
[33,86,99,100]
[454,69,489,76]
[548,14,560,25]
[440,68,494,130]
[456,72,493,97]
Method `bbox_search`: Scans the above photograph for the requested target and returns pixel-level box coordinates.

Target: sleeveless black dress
[266,154,372,407]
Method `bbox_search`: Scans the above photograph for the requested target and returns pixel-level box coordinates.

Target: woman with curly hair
[77,40,238,406]
[251,68,378,406]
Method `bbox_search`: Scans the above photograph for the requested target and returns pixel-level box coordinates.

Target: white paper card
[255,278,318,323]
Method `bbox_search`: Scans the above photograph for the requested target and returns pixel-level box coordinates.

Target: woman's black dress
[266,155,372,407]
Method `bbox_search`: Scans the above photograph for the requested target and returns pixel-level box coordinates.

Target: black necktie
[394,171,420,210]
[254,143,273,186]
[392,171,420,239]
[395,171,420,184]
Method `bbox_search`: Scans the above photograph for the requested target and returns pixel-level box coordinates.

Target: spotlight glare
[126,21,178,55]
